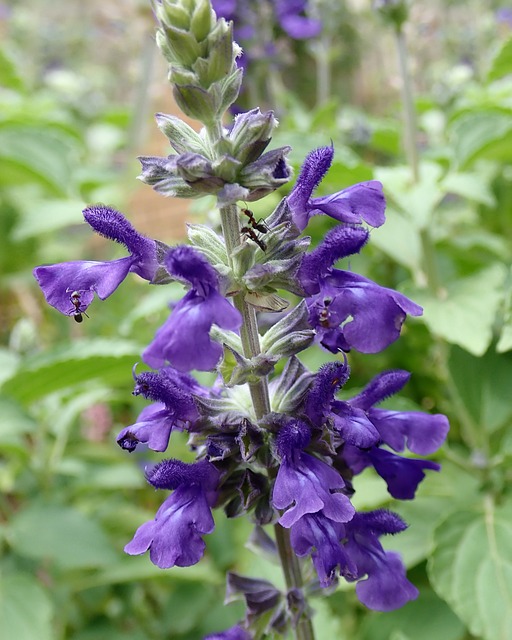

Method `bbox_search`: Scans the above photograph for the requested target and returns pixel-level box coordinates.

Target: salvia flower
[142,245,242,371]
[125,459,219,568]
[204,625,252,640]
[287,146,386,231]
[117,367,203,452]
[298,225,423,353]
[343,511,419,611]
[34,205,161,317]
[272,419,355,527]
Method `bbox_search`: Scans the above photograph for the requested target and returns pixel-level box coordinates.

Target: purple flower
[344,445,441,500]
[276,0,322,39]
[349,370,450,456]
[304,361,381,449]
[204,625,252,640]
[343,510,419,611]
[125,459,219,568]
[117,367,203,452]
[272,420,355,527]
[287,146,386,232]
[298,226,423,354]
[33,205,160,317]
[289,513,355,587]
[142,245,242,372]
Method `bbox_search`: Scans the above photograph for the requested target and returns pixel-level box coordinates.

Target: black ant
[240,226,267,251]
[241,207,269,234]
[316,297,332,328]
[68,290,89,323]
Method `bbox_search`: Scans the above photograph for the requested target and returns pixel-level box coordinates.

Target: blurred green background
[1,1,512,638]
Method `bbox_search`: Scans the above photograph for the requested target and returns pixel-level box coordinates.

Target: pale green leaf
[8,503,116,569]
[449,109,512,167]
[369,205,422,271]
[13,199,87,241]
[410,264,506,355]
[440,171,496,206]
[488,36,512,82]
[429,498,512,640]
[0,339,143,404]
[375,162,444,230]
[448,346,512,433]
[0,574,53,640]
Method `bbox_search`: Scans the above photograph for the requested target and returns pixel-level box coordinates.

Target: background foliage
[1,1,512,639]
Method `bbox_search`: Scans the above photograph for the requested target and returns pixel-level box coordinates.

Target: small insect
[68,290,89,323]
[241,225,267,252]
[316,298,332,328]
[241,207,268,234]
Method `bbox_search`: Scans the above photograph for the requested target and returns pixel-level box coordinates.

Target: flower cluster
[33,1,449,638]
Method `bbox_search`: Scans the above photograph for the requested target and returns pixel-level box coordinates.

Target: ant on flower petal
[68,290,89,323]
[241,207,269,234]
[240,225,267,252]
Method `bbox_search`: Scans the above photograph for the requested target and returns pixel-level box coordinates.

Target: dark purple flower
[348,370,450,455]
[272,420,355,527]
[289,513,355,587]
[304,362,380,449]
[142,245,242,372]
[344,445,440,500]
[287,146,386,231]
[117,367,202,452]
[33,205,160,318]
[204,625,252,640]
[343,510,419,611]
[311,271,422,354]
[125,459,219,568]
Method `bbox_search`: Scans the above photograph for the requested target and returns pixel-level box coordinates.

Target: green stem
[394,26,442,296]
[218,201,315,640]
[395,26,419,182]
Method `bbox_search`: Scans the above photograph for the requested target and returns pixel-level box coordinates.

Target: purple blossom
[142,245,242,372]
[204,625,252,640]
[343,511,419,611]
[348,370,450,455]
[344,445,441,500]
[298,226,423,354]
[289,513,355,587]
[125,459,219,568]
[287,146,386,231]
[33,205,160,317]
[272,420,355,527]
[304,362,381,449]
[276,0,322,39]
[117,367,204,452]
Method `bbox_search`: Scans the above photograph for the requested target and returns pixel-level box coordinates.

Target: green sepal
[261,301,315,358]
[160,23,203,67]
[155,113,208,155]
[272,356,314,414]
[157,2,190,31]
[173,84,216,125]
[216,68,244,117]
[187,223,229,272]
[190,0,215,42]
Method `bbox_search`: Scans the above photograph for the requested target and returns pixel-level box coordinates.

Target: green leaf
[8,503,116,569]
[0,124,82,195]
[0,339,143,404]
[0,48,25,92]
[13,199,87,241]
[429,498,512,640]
[410,264,506,356]
[375,162,444,230]
[440,171,496,207]
[449,109,512,167]
[360,588,465,640]
[0,573,53,640]
[0,396,37,441]
[488,36,512,82]
[369,205,422,272]
[448,346,512,434]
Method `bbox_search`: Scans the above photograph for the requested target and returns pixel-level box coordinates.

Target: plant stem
[218,201,315,640]
[394,25,443,296]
